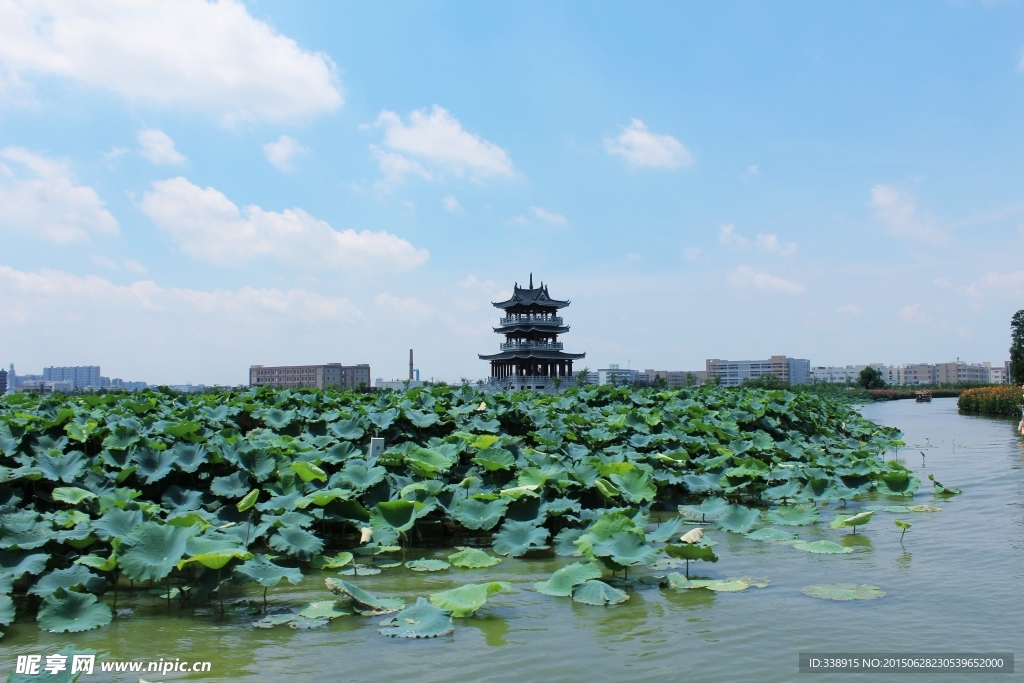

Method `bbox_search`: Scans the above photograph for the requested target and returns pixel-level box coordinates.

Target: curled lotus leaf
[299,600,351,620]
[744,528,798,542]
[310,552,354,570]
[792,540,852,555]
[590,531,658,567]
[0,550,50,578]
[235,557,303,589]
[295,488,351,509]
[236,489,259,513]
[533,562,603,597]
[829,511,875,530]
[259,408,297,429]
[448,548,502,568]
[451,498,509,531]
[665,543,718,563]
[51,487,97,505]
[714,504,761,534]
[572,580,629,606]
[679,496,730,520]
[802,583,886,601]
[553,528,585,556]
[29,566,106,596]
[645,517,684,543]
[367,409,400,431]
[491,520,549,557]
[429,581,511,617]
[37,588,112,633]
[268,525,324,561]
[74,553,116,573]
[370,500,417,534]
[329,418,364,440]
[403,446,456,477]
[894,519,912,530]
[928,474,962,496]
[118,522,198,582]
[766,505,820,526]
[405,559,450,572]
[609,469,657,504]
[326,577,405,615]
[378,597,453,638]
[290,461,328,483]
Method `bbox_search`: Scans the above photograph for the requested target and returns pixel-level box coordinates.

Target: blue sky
[2,0,1023,385]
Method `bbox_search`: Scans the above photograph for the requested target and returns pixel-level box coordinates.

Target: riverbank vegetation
[0,384,918,636]
[957,385,1024,417]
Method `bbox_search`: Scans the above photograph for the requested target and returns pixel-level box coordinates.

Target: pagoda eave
[493,324,571,334]
[478,350,586,361]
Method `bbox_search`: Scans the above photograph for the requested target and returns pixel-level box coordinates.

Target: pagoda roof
[479,349,586,361]
[493,324,571,334]
[492,276,569,310]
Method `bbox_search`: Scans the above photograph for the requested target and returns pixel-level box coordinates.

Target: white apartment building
[810,364,884,384]
[706,356,810,386]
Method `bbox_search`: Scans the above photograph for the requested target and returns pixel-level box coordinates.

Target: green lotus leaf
[237,488,260,512]
[367,408,399,431]
[161,486,204,515]
[35,450,86,483]
[470,434,500,450]
[802,583,886,600]
[295,488,351,509]
[379,597,453,638]
[877,470,919,495]
[829,511,875,530]
[725,457,770,479]
[491,520,549,557]
[37,588,112,633]
[162,420,201,439]
[744,528,797,542]
[326,577,405,615]
[51,486,97,505]
[75,553,118,572]
[572,580,629,606]
[257,408,296,429]
[268,525,324,560]
[405,559,450,572]
[310,551,354,569]
[370,500,417,534]
[290,461,328,483]
[119,522,198,582]
[0,572,11,594]
[0,519,56,549]
[682,472,723,493]
[234,554,303,586]
[299,600,352,620]
[171,442,208,473]
[766,505,820,526]
[178,547,252,570]
[646,517,685,543]
[448,548,502,568]
[590,531,658,567]
[403,446,455,477]
[498,485,540,499]
[553,528,585,556]
[715,504,761,534]
[667,575,769,592]
[472,416,502,433]
[609,469,657,504]
[64,420,98,443]
[288,616,330,629]
[594,478,620,498]
[792,540,852,555]
[102,425,140,451]
[337,565,381,576]
[665,543,718,563]
[679,496,731,520]
[252,612,300,628]
[429,581,511,617]
[337,461,387,490]
[928,474,962,496]
[451,498,509,531]
[329,418,365,440]
[405,408,441,428]
[210,471,252,498]
[763,480,803,500]
[97,486,142,513]
[128,448,175,485]
[864,505,910,512]
[906,504,941,512]
[894,519,912,530]
[533,562,603,597]
[0,550,49,579]
[29,566,106,596]
[517,467,548,488]
[0,594,13,626]
[237,449,276,482]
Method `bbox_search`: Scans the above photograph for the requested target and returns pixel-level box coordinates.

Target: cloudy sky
[2,1,1023,385]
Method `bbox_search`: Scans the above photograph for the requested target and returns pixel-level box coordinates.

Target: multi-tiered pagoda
[479,275,585,390]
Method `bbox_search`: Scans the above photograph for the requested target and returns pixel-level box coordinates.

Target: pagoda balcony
[499,315,563,326]
[499,341,564,351]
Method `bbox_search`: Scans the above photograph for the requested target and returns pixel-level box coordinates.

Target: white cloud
[965,270,1024,299]
[138,129,186,165]
[91,255,119,270]
[531,207,568,226]
[442,195,461,212]
[374,292,434,317]
[123,258,146,273]
[837,304,862,315]
[604,119,693,169]
[684,247,702,262]
[370,145,431,186]
[374,106,514,179]
[506,214,530,226]
[755,233,797,256]
[731,266,805,294]
[718,224,747,246]
[899,303,931,324]
[870,185,945,242]
[138,177,428,271]
[0,0,342,124]
[262,135,309,172]
[0,146,118,242]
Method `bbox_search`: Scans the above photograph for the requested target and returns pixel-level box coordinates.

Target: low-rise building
[644,369,707,388]
[989,365,1008,384]
[43,366,102,389]
[706,355,810,387]
[250,363,371,390]
[936,361,994,384]
[597,365,641,386]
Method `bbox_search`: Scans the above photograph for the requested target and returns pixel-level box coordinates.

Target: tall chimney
[409,349,414,380]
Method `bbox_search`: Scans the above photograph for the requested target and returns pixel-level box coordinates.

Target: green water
[3,398,1021,682]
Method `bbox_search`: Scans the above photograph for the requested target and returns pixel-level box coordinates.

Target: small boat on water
[915,390,932,402]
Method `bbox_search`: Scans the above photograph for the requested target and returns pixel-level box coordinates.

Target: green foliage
[533,562,603,597]
[378,598,453,637]
[958,385,1023,416]
[856,366,887,389]
[37,588,112,632]
[429,581,511,617]
[801,583,886,601]
[1010,309,1024,386]
[571,580,629,605]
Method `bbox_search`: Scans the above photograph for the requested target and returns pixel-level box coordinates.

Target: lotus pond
[0,388,1020,682]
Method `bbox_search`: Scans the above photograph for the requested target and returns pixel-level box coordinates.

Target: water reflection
[896,550,912,570]
[462,615,510,646]
[661,586,716,611]
[840,534,872,550]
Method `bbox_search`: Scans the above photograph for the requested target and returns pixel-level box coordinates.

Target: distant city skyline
[2,2,1023,384]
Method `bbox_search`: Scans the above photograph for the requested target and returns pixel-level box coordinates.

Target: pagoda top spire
[491,275,570,310]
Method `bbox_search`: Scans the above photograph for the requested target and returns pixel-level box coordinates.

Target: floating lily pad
[448,548,502,568]
[338,565,382,576]
[299,600,351,620]
[572,580,629,606]
[288,616,330,629]
[802,583,886,601]
[429,581,511,617]
[766,505,820,526]
[534,562,603,597]
[405,559,451,572]
[378,597,453,638]
[37,588,113,633]
[906,504,941,512]
[326,577,404,615]
[863,505,909,513]
[792,540,852,554]
[665,574,770,592]
[252,612,299,628]
[744,528,797,542]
